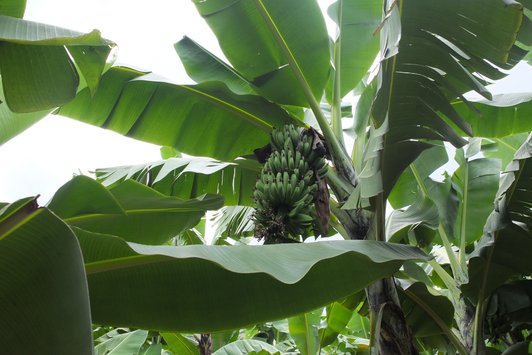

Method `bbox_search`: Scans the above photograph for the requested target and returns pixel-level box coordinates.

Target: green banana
[254,124,329,243]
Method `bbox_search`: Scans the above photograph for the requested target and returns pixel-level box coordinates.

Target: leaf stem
[254,0,357,186]
[331,1,345,146]
[458,162,468,274]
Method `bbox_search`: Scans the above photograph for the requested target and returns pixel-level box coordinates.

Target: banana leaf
[57,66,299,161]
[0,198,92,354]
[78,227,429,332]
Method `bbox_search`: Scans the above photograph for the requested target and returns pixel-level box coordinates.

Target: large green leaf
[95,157,261,206]
[78,228,428,332]
[192,0,330,106]
[0,15,113,112]
[174,36,255,96]
[0,199,93,354]
[453,93,532,138]
[57,66,298,161]
[47,175,223,245]
[463,133,532,304]
[366,0,528,202]
[326,0,381,100]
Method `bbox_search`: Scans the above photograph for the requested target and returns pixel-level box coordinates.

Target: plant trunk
[198,333,212,355]
[366,279,418,355]
[455,296,475,352]
[344,208,418,355]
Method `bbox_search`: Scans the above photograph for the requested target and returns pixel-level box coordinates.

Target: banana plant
[1,0,531,354]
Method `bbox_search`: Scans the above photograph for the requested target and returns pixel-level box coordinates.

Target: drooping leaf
[96,157,261,206]
[77,228,428,332]
[463,134,532,304]
[68,45,112,95]
[192,0,330,106]
[0,199,93,354]
[0,15,113,112]
[0,42,79,112]
[57,66,298,161]
[175,36,255,96]
[47,175,223,245]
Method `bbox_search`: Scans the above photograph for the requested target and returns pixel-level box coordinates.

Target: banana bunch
[254,124,329,242]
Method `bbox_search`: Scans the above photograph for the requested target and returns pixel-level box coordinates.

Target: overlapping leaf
[192,0,330,106]
[57,66,298,161]
[47,175,223,245]
[95,157,261,206]
[78,227,428,332]
[0,15,113,112]
[0,199,92,354]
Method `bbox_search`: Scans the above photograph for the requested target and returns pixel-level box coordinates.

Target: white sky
[0,0,531,204]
